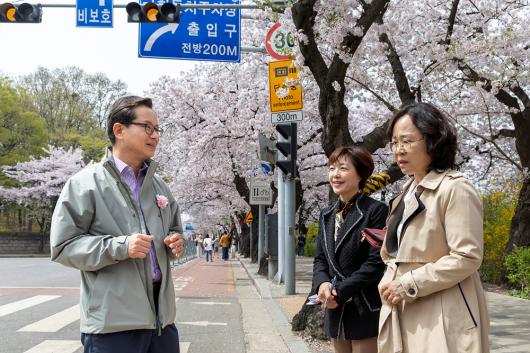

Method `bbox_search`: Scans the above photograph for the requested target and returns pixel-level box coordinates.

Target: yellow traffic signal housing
[0,3,42,23]
[126,2,180,23]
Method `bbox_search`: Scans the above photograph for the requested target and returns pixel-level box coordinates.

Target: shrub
[504,246,530,299]
[304,223,319,257]
[480,187,517,284]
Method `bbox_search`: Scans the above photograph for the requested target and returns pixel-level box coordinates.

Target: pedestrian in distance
[203,234,213,262]
[230,237,237,259]
[213,234,220,259]
[220,231,230,261]
[378,102,490,353]
[196,233,204,258]
[313,146,388,353]
[50,96,185,353]
[297,230,306,256]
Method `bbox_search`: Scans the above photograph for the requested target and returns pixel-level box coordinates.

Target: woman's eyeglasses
[390,138,424,151]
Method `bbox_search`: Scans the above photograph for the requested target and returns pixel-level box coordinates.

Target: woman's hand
[380,280,403,306]
[317,282,338,309]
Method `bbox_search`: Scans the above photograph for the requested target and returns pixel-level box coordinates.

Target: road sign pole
[284,175,296,295]
[258,204,265,264]
[249,218,254,262]
[275,136,285,284]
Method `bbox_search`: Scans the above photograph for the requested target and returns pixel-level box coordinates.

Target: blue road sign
[76,0,113,28]
[139,0,241,62]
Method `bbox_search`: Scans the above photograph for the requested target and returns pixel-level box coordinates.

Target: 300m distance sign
[265,22,295,60]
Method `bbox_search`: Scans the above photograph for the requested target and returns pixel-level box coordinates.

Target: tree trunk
[291,296,327,340]
[251,205,259,263]
[258,255,268,276]
[240,225,250,258]
[507,176,530,252]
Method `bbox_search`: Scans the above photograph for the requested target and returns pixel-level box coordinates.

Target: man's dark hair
[387,102,458,171]
[328,146,375,190]
[106,96,153,145]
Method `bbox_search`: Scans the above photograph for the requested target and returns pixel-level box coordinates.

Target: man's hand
[128,233,154,259]
[164,233,184,257]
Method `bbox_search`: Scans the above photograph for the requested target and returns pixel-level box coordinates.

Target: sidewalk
[239,255,530,353]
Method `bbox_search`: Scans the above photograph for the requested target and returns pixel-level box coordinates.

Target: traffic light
[126,2,180,23]
[0,3,42,23]
[275,123,297,177]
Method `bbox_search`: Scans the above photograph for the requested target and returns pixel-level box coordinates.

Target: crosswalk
[0,294,191,353]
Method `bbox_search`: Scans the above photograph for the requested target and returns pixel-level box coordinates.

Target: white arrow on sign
[177,321,228,327]
[191,302,232,305]
[144,24,179,52]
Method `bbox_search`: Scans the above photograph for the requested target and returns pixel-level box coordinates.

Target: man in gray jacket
[51,96,184,353]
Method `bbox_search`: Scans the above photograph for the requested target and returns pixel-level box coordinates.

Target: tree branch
[291,0,328,90]
[444,0,461,45]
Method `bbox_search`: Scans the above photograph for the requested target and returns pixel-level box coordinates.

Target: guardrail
[171,239,197,267]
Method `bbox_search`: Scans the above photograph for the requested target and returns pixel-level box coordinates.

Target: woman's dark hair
[328,146,374,190]
[106,96,153,145]
[387,102,458,171]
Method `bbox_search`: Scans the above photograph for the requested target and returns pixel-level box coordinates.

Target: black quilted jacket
[312,193,388,340]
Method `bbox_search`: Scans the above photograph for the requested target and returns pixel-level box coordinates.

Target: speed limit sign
[266,22,295,60]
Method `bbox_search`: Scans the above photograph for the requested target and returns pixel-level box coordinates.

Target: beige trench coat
[378,170,490,353]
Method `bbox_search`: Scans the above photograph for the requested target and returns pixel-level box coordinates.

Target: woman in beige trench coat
[378,102,490,353]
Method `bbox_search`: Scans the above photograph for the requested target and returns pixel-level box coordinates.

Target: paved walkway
[239,256,530,353]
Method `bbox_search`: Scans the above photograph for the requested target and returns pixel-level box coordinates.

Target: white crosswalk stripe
[0,295,60,317]
[18,304,80,332]
[22,340,81,353]
[2,295,192,353]
[180,342,191,353]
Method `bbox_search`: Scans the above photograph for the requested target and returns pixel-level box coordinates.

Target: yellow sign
[268,60,303,113]
[243,211,254,224]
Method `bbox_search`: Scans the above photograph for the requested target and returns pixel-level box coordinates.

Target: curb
[238,256,311,353]
[0,254,50,258]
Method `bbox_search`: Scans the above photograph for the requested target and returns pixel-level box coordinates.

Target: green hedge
[303,223,318,257]
[504,246,530,299]
[480,187,518,284]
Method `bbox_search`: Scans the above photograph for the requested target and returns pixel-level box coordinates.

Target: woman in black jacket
[313,146,388,353]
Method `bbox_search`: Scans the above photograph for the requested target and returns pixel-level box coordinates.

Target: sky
[0,0,197,94]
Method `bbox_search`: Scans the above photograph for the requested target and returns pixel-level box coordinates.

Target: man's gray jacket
[50,149,182,334]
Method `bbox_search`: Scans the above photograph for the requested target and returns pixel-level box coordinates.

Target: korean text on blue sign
[76,0,113,28]
[139,0,241,62]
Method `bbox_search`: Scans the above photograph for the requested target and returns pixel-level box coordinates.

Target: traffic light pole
[275,140,285,284]
[284,173,296,295]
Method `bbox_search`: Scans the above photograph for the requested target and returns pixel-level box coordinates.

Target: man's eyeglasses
[125,122,164,136]
[390,138,424,151]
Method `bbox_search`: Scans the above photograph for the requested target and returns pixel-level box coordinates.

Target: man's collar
[111,151,149,175]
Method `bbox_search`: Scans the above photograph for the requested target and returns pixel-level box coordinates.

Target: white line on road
[0,286,78,289]
[191,302,232,305]
[23,340,81,353]
[180,342,191,353]
[0,295,60,317]
[177,321,228,327]
[18,304,80,332]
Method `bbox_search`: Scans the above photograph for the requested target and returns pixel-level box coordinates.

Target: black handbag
[361,228,386,248]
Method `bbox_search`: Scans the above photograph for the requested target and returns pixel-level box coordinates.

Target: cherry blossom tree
[0,146,85,232]
[150,1,528,266]
[285,0,528,246]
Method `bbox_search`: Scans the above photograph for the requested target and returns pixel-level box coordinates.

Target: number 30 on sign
[266,22,295,60]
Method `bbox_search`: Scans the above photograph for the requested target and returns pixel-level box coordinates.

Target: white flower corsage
[156,194,169,209]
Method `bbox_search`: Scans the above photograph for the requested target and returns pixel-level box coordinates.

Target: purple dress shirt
[113,155,162,283]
